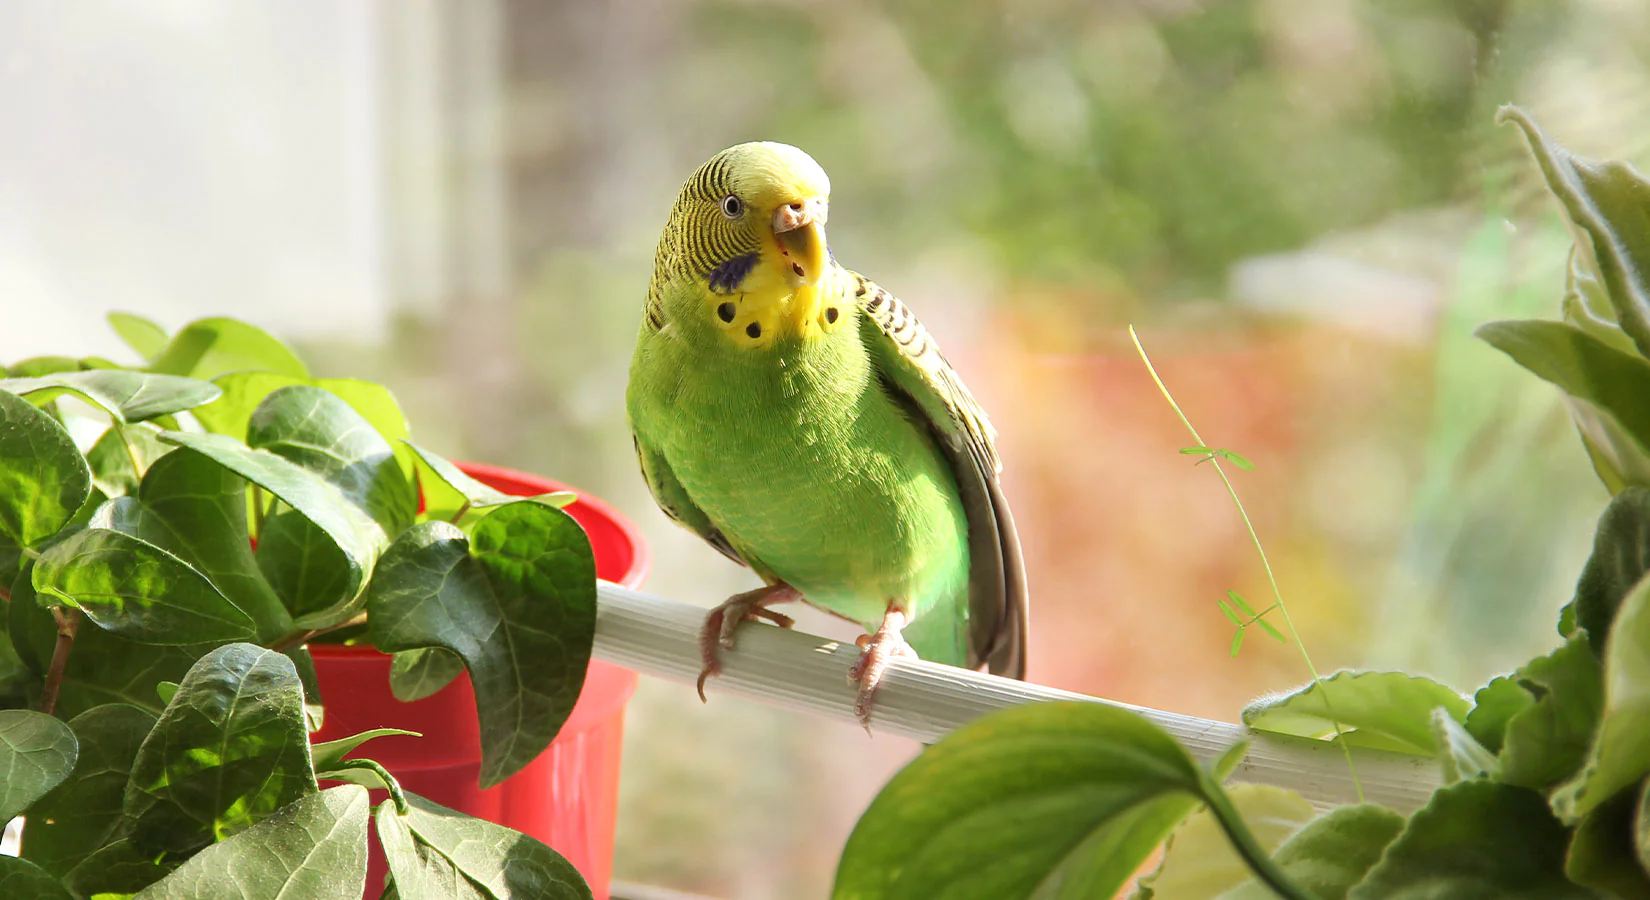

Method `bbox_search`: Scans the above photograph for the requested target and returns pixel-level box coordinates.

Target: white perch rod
[593,583,1440,813]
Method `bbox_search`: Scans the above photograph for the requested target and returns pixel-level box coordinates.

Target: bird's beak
[773,198,829,287]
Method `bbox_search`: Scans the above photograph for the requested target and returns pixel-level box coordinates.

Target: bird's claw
[696,583,800,702]
[849,609,916,727]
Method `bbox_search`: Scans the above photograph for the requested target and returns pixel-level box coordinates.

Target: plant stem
[1130,326,1363,801]
[269,611,370,654]
[40,607,81,716]
[450,501,472,525]
[1198,771,1318,900]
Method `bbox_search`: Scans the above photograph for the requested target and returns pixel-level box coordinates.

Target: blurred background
[2,0,1646,895]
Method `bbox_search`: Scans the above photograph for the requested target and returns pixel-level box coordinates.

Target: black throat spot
[706,253,760,294]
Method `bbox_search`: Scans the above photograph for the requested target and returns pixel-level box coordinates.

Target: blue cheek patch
[706,253,760,294]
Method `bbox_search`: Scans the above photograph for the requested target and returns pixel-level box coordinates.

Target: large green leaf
[1133,784,1315,899]
[1220,804,1406,900]
[85,422,174,498]
[123,643,318,855]
[1477,319,1650,491]
[833,701,1312,900]
[0,857,73,900]
[132,786,369,900]
[1568,489,1650,653]
[193,371,414,482]
[1554,573,1650,821]
[247,385,415,535]
[1566,786,1650,899]
[1501,106,1650,359]
[0,388,91,547]
[108,312,170,363]
[147,317,308,381]
[255,509,354,620]
[9,564,208,718]
[0,370,220,424]
[32,520,258,646]
[1349,780,1593,899]
[63,837,179,898]
[388,647,466,702]
[22,704,156,877]
[405,441,573,522]
[376,792,591,900]
[108,448,294,643]
[367,503,596,788]
[1241,671,1469,756]
[0,709,77,821]
[1498,634,1603,791]
[158,431,385,629]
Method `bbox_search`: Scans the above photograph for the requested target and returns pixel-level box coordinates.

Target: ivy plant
[0,318,596,898]
[833,107,1650,899]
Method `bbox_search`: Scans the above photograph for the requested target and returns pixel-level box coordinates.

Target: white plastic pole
[593,583,1440,813]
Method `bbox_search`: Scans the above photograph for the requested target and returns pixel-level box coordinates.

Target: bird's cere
[772,197,827,234]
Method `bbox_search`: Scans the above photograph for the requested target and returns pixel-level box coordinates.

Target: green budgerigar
[626,142,1028,723]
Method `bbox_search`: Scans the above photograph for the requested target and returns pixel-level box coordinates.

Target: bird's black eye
[721,195,743,219]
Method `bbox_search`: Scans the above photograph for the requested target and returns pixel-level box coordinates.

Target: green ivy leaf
[310,727,419,773]
[122,643,318,856]
[1498,634,1604,791]
[1566,786,1650,899]
[147,317,308,381]
[388,647,466,702]
[85,422,174,498]
[1132,784,1315,899]
[106,448,295,643]
[193,371,416,493]
[248,385,416,536]
[131,786,369,900]
[367,503,596,788]
[108,312,171,363]
[404,441,574,522]
[833,701,1312,900]
[376,792,591,900]
[1241,671,1469,756]
[158,431,386,630]
[32,521,258,646]
[1464,675,1536,755]
[7,357,81,377]
[21,703,156,877]
[1554,572,1650,822]
[1434,709,1500,784]
[1500,105,1650,359]
[1350,780,1594,899]
[0,388,92,547]
[1569,488,1650,653]
[0,370,220,424]
[1476,319,1650,492]
[0,857,73,900]
[63,837,179,898]
[0,709,77,821]
[255,510,353,621]
[9,562,208,718]
[1220,804,1406,900]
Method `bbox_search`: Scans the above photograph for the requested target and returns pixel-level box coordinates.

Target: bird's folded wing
[850,270,1028,679]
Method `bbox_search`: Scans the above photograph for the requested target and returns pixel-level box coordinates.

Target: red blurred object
[310,462,650,900]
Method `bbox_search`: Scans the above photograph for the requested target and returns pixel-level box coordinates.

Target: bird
[626,141,1027,724]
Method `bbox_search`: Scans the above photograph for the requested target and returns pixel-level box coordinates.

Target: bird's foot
[848,608,917,729]
[696,582,800,701]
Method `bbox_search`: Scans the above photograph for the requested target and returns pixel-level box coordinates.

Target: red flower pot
[310,462,649,899]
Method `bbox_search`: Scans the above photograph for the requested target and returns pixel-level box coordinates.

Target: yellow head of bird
[660,142,836,345]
